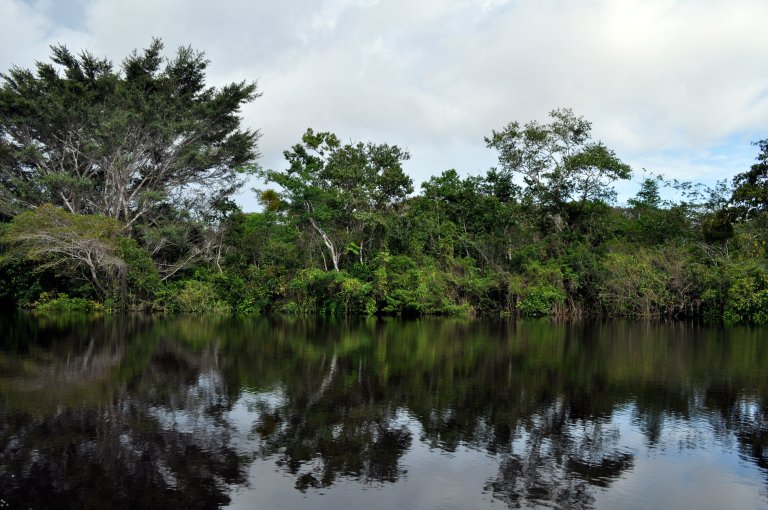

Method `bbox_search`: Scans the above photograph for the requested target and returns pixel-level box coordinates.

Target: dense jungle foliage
[0,41,766,323]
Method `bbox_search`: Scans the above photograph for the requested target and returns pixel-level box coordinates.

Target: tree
[731,139,768,219]
[2,204,127,300]
[628,177,662,209]
[0,39,260,226]
[262,129,412,271]
[624,176,693,245]
[485,108,631,226]
[419,169,522,266]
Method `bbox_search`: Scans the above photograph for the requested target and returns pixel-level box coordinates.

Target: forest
[0,41,766,323]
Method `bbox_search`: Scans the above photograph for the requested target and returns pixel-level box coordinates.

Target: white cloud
[0,1,75,70]
[2,0,767,209]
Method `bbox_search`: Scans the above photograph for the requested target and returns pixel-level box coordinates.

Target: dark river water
[0,314,766,509]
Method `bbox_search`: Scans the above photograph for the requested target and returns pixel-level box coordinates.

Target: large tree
[731,139,768,219]
[485,108,631,228]
[262,129,412,271]
[0,39,260,226]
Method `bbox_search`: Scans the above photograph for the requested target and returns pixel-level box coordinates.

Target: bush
[159,280,232,314]
[33,292,101,313]
[596,249,673,317]
[283,269,375,316]
[518,284,565,317]
[723,266,768,325]
[373,253,467,316]
[0,258,46,308]
[515,260,567,317]
[117,237,161,308]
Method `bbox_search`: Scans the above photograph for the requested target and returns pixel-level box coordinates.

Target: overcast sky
[3,0,767,210]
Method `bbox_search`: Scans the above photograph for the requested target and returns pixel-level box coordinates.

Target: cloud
[0,1,85,70]
[2,0,767,209]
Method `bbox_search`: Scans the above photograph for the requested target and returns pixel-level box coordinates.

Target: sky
[2,0,767,210]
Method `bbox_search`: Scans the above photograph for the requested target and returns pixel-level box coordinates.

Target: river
[0,314,766,509]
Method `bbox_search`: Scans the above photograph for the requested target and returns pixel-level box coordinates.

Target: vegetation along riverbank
[0,40,766,323]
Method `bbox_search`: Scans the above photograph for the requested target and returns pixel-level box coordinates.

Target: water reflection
[0,315,766,509]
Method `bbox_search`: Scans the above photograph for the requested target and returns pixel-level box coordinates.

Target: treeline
[0,41,766,322]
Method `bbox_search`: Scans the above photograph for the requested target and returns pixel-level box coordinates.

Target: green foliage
[371,253,468,316]
[159,279,232,314]
[628,177,662,209]
[217,268,285,315]
[1,81,767,325]
[283,269,375,316]
[229,211,301,270]
[516,261,566,316]
[485,108,631,225]
[723,265,768,325]
[731,140,768,219]
[701,210,734,244]
[450,257,504,315]
[0,40,261,314]
[2,204,127,301]
[597,250,670,317]
[33,292,101,313]
[0,39,259,223]
[517,285,565,317]
[625,178,694,245]
[117,237,161,307]
[0,256,46,308]
[4,204,123,256]
[261,128,412,271]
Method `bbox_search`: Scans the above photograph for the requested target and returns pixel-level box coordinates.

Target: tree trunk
[309,217,340,271]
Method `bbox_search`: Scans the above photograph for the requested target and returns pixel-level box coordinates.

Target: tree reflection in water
[0,315,766,509]
[0,315,247,509]
[483,404,634,509]
[254,353,413,491]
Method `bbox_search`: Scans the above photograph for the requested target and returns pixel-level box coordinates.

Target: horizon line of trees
[0,40,766,323]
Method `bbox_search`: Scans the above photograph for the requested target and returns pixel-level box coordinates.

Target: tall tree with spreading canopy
[485,108,631,229]
[262,129,412,271]
[0,38,260,225]
[731,139,768,219]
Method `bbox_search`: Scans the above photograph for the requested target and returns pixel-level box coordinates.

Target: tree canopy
[261,128,412,271]
[731,139,768,219]
[485,108,631,226]
[0,39,765,324]
[0,38,260,225]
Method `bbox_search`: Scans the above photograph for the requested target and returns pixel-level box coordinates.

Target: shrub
[33,292,101,313]
[117,237,161,308]
[161,280,232,314]
[373,254,467,316]
[723,267,768,325]
[283,269,375,316]
[596,250,672,317]
[518,284,565,317]
[515,260,567,317]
